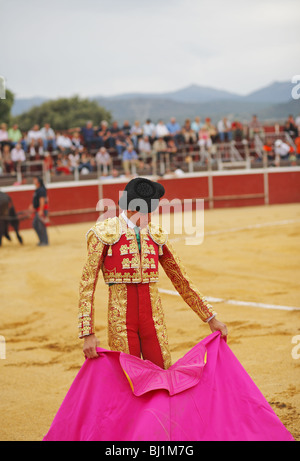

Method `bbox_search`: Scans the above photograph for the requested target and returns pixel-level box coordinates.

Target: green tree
[12,95,112,131]
[0,89,15,124]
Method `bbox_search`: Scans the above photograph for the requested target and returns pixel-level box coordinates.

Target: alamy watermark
[291,335,300,360]
[96,194,205,245]
[0,75,6,99]
[291,75,300,100]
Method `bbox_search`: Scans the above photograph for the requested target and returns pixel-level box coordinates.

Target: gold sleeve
[159,240,216,322]
[78,231,107,338]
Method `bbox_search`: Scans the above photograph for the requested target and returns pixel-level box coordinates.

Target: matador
[78,177,227,369]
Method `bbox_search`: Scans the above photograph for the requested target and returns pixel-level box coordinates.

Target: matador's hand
[83,334,100,359]
[208,317,228,338]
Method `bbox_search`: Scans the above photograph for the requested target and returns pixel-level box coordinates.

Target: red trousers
[108,283,171,369]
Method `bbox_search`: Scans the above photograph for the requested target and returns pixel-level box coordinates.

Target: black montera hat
[118,177,165,214]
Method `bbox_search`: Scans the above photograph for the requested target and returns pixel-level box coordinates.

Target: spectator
[81,120,97,149]
[95,147,112,175]
[2,144,14,173]
[198,125,212,151]
[295,128,300,159]
[137,135,152,171]
[122,120,131,136]
[130,120,143,148]
[8,124,24,148]
[231,120,243,141]
[152,136,168,167]
[143,119,156,142]
[263,138,275,162]
[115,129,128,158]
[98,120,114,149]
[295,113,300,130]
[68,150,80,173]
[0,123,9,149]
[203,118,218,143]
[166,138,178,166]
[40,123,57,151]
[55,154,71,175]
[274,139,290,166]
[152,136,167,155]
[122,144,139,175]
[284,115,298,138]
[155,120,169,140]
[44,152,54,174]
[28,139,44,158]
[166,117,183,146]
[71,131,84,152]
[138,135,152,160]
[217,117,232,142]
[166,138,177,155]
[249,115,265,140]
[56,132,73,153]
[109,120,121,149]
[191,116,203,134]
[11,143,26,172]
[79,151,94,174]
[182,119,197,144]
[27,124,43,145]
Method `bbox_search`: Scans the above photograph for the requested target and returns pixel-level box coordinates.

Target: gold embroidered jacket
[78,216,216,338]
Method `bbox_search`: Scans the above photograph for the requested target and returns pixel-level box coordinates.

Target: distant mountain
[11,81,299,123]
[93,96,268,124]
[244,81,295,103]
[11,96,48,116]
[104,84,242,104]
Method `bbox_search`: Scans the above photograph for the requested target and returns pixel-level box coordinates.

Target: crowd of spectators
[0,113,300,179]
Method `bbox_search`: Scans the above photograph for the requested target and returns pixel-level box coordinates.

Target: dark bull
[0,192,23,246]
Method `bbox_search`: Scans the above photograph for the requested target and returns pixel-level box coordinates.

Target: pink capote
[43,332,294,441]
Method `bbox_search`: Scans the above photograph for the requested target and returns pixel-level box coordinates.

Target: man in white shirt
[274,139,290,166]
[11,143,26,171]
[217,117,232,142]
[142,119,155,141]
[56,133,73,152]
[27,125,43,144]
[40,123,57,151]
[155,120,169,139]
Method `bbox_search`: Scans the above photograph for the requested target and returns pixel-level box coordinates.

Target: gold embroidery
[130,254,140,269]
[78,233,106,338]
[148,257,156,269]
[122,258,131,269]
[147,221,168,246]
[143,257,150,269]
[120,244,129,255]
[108,284,130,354]
[149,244,156,255]
[159,240,216,322]
[89,216,122,246]
[148,283,172,369]
[128,240,138,254]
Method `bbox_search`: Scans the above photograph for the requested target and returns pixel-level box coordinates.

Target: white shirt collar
[121,210,139,230]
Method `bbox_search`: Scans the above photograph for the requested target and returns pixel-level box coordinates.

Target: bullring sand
[0,203,299,440]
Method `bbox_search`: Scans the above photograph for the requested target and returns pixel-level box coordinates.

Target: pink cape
[43,332,294,441]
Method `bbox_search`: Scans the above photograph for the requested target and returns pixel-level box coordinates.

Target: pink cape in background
[43,332,294,441]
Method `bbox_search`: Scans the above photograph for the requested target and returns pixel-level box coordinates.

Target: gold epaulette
[86,217,122,247]
[147,222,168,255]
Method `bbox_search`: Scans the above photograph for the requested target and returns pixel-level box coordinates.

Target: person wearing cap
[78,177,227,369]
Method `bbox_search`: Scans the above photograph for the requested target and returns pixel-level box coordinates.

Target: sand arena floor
[0,203,299,441]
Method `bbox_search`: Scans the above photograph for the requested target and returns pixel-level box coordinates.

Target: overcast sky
[0,0,299,99]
